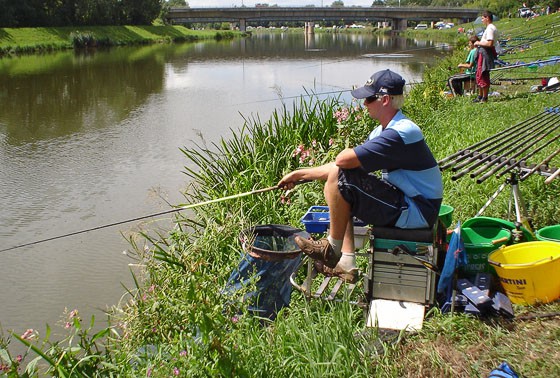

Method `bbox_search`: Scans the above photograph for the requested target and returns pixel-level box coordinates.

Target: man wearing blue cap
[278,69,443,283]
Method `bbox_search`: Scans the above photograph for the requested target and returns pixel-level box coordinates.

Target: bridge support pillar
[239,18,246,32]
[392,18,408,33]
[304,22,314,35]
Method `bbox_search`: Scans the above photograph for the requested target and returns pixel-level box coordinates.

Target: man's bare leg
[337,220,357,271]
[324,165,351,259]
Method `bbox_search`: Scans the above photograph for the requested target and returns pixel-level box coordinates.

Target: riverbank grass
[0,26,239,55]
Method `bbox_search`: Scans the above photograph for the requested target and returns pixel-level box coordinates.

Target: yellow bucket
[488,241,560,305]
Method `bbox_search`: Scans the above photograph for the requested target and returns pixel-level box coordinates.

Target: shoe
[472,96,483,103]
[314,260,358,284]
[295,236,341,268]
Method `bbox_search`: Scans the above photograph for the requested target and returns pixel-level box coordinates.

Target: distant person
[448,35,479,96]
[278,70,443,283]
[473,10,498,103]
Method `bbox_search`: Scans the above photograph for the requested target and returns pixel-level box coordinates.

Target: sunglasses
[364,95,382,104]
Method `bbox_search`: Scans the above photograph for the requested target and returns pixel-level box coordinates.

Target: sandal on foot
[295,236,341,268]
[314,260,358,284]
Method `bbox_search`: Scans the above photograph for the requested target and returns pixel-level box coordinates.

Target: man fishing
[278,69,443,283]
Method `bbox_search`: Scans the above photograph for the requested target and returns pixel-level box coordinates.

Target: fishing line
[1,181,312,253]
[296,44,445,71]
[230,81,420,107]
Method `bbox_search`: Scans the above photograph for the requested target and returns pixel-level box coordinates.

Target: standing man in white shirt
[473,10,498,103]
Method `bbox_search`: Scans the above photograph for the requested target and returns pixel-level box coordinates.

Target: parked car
[414,24,428,30]
[518,7,535,18]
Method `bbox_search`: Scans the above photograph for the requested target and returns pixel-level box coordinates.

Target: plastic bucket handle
[492,236,510,245]
[488,255,553,268]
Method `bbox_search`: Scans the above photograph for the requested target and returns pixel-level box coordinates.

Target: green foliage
[214,31,235,40]
[0,0,164,28]
[69,31,112,48]
[1,312,118,377]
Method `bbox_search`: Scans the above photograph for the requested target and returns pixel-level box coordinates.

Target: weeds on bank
[0,311,118,377]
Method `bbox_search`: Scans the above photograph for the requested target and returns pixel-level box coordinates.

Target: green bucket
[460,226,511,275]
[536,225,560,242]
[438,204,454,229]
[463,216,535,242]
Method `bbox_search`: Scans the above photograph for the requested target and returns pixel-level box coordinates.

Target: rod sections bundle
[438,107,560,184]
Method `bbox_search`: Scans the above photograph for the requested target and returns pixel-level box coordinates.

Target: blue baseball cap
[351,69,406,98]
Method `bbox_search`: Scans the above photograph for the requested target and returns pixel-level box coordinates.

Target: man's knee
[324,165,340,196]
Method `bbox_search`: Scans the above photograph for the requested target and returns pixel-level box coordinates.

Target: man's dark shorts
[338,168,408,227]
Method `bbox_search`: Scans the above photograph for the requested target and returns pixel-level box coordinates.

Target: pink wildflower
[334,107,350,123]
[231,315,239,323]
[173,367,180,376]
[65,322,72,329]
[21,329,35,340]
[16,355,22,363]
[179,350,187,357]
[68,309,79,318]
[147,367,152,377]
[292,144,304,157]
[329,138,334,146]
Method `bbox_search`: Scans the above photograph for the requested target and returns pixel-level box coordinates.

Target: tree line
[1,0,559,28]
[0,0,167,27]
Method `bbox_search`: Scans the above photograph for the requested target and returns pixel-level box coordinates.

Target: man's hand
[277,163,335,189]
[277,171,304,190]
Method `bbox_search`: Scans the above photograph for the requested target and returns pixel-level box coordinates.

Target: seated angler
[278,69,443,283]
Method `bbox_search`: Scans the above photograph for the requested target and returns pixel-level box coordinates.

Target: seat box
[365,236,439,305]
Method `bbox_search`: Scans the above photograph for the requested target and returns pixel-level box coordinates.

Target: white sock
[337,252,357,271]
[327,235,343,257]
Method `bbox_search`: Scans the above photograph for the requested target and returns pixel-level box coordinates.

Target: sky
[186,1,375,7]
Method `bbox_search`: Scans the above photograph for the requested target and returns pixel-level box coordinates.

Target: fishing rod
[448,115,549,173]
[491,57,560,72]
[0,181,310,253]
[474,125,559,183]
[497,135,560,179]
[545,168,560,184]
[438,110,546,168]
[451,114,559,181]
[520,146,560,180]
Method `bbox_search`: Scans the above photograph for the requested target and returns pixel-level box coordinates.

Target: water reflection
[0,48,167,144]
[0,32,450,343]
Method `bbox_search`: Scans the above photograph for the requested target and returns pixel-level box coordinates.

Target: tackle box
[364,230,440,306]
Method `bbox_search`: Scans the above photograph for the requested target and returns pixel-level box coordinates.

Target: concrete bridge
[166,7,481,32]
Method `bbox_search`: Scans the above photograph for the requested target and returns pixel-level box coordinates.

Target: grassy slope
[0,25,237,53]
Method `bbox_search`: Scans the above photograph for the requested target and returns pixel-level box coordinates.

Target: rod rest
[371,226,434,243]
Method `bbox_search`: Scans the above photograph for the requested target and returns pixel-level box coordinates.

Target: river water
[0,32,449,340]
